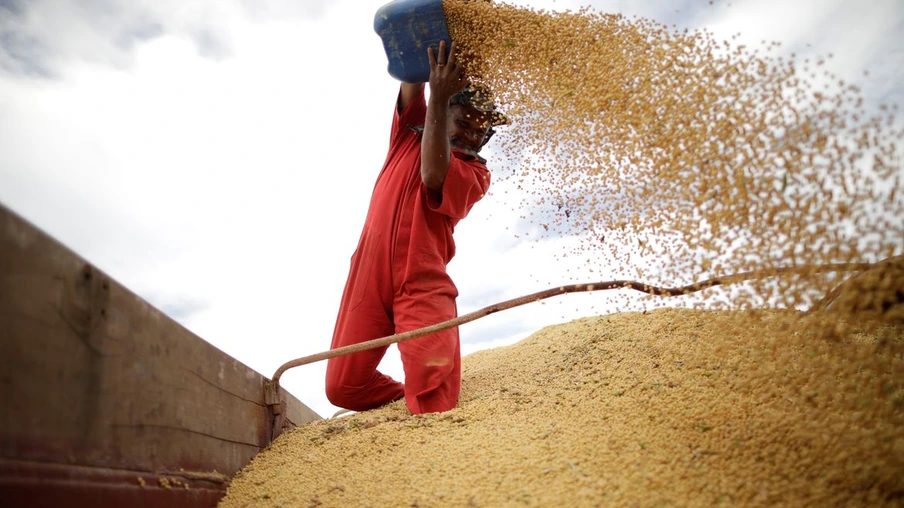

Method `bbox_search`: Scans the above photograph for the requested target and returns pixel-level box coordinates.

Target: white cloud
[0,0,335,76]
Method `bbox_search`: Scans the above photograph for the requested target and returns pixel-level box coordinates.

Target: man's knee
[325,379,352,408]
[325,359,356,408]
[325,372,404,412]
[326,379,375,411]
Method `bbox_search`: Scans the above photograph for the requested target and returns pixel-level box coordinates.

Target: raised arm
[399,82,425,113]
[421,40,467,194]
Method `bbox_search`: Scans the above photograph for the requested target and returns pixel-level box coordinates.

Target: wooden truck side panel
[0,203,321,507]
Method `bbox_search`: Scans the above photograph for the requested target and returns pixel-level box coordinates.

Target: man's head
[448,83,508,156]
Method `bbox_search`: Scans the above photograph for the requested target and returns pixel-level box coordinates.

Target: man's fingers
[427,46,436,67]
[437,40,447,65]
[447,41,458,67]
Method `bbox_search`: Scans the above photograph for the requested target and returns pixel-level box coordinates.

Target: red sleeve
[390,87,427,146]
[426,153,491,219]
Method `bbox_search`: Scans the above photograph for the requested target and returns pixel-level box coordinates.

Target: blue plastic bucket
[374,0,451,83]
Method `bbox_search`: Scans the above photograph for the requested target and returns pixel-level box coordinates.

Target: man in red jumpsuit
[325,40,507,415]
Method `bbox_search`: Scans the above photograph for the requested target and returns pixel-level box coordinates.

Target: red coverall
[325,88,491,415]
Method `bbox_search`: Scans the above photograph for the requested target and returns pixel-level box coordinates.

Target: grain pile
[444,0,903,313]
[219,309,903,507]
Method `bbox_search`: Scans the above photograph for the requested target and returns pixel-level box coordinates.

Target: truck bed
[0,203,321,507]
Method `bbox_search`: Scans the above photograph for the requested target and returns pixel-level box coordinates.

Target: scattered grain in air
[220,0,903,506]
[440,0,902,320]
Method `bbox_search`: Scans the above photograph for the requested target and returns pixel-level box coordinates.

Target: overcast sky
[1,0,901,419]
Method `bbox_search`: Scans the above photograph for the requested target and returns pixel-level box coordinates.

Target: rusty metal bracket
[264,380,287,442]
[264,380,281,414]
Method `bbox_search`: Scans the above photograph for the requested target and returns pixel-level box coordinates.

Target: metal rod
[269,262,871,387]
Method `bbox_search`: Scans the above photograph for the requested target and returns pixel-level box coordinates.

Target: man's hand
[400,40,466,113]
[420,40,466,195]
[427,40,467,105]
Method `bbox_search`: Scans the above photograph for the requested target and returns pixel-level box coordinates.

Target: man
[324,40,507,415]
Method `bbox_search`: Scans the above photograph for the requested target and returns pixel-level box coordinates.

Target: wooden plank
[0,203,321,504]
[0,458,226,508]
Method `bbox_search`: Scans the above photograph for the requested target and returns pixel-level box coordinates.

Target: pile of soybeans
[221,1,904,506]
[220,309,903,507]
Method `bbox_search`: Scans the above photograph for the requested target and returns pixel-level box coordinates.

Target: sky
[1,0,901,419]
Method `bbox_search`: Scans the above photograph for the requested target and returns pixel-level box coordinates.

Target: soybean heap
[220,1,902,506]
[221,310,902,507]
